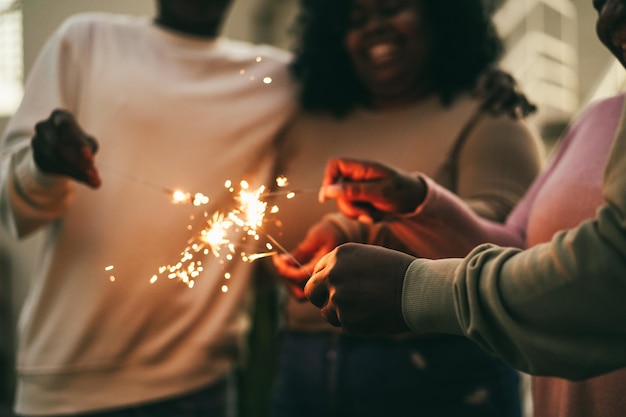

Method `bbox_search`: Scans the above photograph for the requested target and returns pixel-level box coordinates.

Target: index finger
[320,158,388,202]
[321,158,368,188]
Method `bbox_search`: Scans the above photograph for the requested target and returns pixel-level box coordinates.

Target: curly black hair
[289,0,504,117]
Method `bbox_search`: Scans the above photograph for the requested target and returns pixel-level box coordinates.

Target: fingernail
[318,187,325,203]
[357,214,373,224]
[320,184,344,202]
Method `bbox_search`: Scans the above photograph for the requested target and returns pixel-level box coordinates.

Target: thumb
[319,183,345,203]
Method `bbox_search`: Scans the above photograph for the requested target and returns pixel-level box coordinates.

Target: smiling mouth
[368,44,397,63]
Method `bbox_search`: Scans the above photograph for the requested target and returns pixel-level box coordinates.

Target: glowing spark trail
[150,179,315,288]
[99,165,315,288]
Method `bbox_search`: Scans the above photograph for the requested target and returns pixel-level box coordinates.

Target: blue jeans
[38,375,236,417]
[271,331,521,417]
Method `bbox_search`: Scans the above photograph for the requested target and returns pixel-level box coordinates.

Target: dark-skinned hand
[272,219,347,300]
[304,242,414,336]
[318,158,427,224]
[475,67,537,119]
[31,109,101,188]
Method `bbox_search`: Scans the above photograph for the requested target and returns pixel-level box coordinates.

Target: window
[0,0,23,116]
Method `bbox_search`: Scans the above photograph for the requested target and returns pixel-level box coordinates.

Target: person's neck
[369,88,435,111]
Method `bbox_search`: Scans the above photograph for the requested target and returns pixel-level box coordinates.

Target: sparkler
[153,178,312,288]
[99,163,212,206]
[97,57,311,287]
[101,166,315,288]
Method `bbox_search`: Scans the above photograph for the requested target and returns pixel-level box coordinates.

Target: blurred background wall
[0,1,624,416]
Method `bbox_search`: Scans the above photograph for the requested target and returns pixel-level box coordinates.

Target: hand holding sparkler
[31,109,101,188]
[304,242,413,336]
[318,158,426,224]
[272,219,346,300]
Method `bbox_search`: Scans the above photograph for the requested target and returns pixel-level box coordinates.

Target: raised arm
[0,20,99,238]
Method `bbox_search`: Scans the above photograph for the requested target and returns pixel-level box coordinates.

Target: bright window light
[0,0,23,116]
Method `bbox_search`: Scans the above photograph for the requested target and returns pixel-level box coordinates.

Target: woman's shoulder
[574,93,625,126]
[447,93,537,144]
[459,100,543,162]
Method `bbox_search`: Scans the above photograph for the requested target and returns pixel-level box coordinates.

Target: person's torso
[16,13,297,413]
[277,95,482,330]
[522,94,624,246]
[523,94,626,417]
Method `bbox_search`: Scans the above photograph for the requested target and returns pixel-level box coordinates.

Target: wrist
[397,174,427,214]
[23,150,68,188]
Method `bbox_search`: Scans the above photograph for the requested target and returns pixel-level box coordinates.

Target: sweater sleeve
[0,18,84,238]
[401,111,626,380]
[380,175,526,259]
[370,113,542,259]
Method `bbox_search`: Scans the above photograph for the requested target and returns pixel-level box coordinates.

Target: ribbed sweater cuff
[401,258,464,335]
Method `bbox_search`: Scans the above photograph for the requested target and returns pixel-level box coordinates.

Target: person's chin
[368,77,415,102]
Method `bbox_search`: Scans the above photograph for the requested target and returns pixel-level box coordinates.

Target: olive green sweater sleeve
[401,111,626,381]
